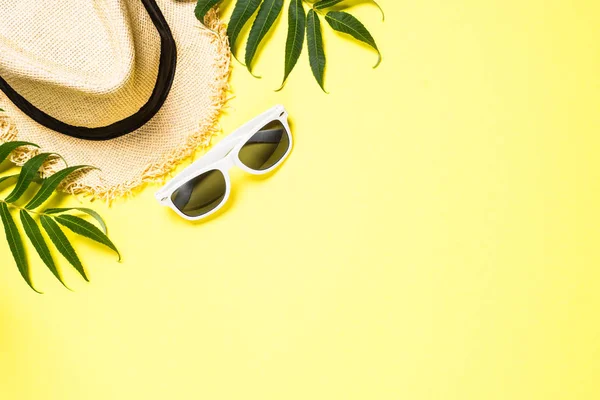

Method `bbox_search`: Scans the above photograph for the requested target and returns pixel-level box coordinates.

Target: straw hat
[0,0,231,201]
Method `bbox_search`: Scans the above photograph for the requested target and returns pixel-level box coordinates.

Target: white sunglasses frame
[155,105,292,221]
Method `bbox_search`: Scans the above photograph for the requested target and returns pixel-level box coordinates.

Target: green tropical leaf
[315,0,344,9]
[325,11,381,67]
[245,0,284,74]
[45,208,107,234]
[195,0,222,22]
[0,141,116,292]
[277,0,306,91]
[20,210,69,289]
[227,0,263,60]
[4,153,55,203]
[307,9,327,92]
[0,141,39,165]
[40,215,88,282]
[25,165,93,210]
[55,215,120,261]
[0,202,40,293]
[0,174,18,186]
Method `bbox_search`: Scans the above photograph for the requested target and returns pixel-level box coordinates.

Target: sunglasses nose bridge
[221,155,236,171]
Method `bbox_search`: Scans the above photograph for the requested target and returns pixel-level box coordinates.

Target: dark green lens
[171,170,226,217]
[238,120,289,171]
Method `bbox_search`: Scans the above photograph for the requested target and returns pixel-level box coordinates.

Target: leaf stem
[0,200,51,217]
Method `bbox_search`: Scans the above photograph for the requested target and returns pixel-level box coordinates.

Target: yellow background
[2,0,600,398]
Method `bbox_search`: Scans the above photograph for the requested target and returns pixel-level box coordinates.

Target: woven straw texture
[0,0,231,201]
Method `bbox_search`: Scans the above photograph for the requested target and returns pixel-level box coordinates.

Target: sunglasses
[155,105,292,220]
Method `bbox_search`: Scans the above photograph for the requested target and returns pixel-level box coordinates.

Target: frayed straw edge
[0,8,232,204]
[0,117,66,174]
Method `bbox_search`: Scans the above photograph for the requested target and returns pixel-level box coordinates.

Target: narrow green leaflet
[20,210,68,289]
[0,141,39,165]
[325,11,381,67]
[0,174,18,186]
[0,203,40,293]
[45,208,107,234]
[25,165,93,210]
[195,0,222,22]
[40,215,88,282]
[227,0,263,59]
[315,0,385,21]
[307,10,327,92]
[245,0,284,74]
[364,0,385,21]
[4,153,55,203]
[315,0,344,9]
[277,0,306,90]
[55,215,121,261]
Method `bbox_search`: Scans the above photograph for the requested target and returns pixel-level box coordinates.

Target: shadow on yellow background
[1,0,600,399]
